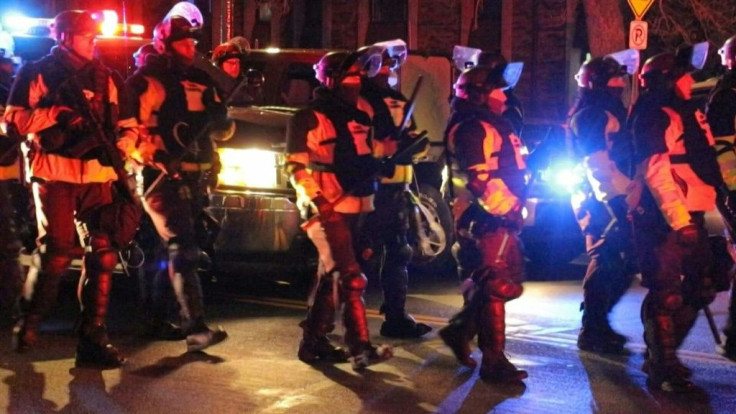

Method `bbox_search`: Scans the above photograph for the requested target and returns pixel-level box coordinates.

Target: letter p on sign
[629,20,648,50]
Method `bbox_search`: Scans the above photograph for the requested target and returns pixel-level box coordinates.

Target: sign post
[626,0,654,112]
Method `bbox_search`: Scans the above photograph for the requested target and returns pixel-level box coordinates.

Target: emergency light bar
[2,10,145,38]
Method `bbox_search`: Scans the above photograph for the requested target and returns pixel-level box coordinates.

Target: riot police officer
[628,49,722,392]
[133,43,157,70]
[569,56,635,354]
[475,51,524,136]
[439,66,528,383]
[4,10,141,368]
[286,51,393,370]
[706,35,736,360]
[0,127,22,317]
[357,40,432,338]
[210,42,257,106]
[123,13,233,353]
[0,55,23,316]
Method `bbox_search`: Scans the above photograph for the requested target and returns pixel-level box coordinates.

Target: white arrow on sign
[629,20,648,50]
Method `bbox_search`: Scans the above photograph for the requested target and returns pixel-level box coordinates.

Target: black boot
[643,312,694,393]
[298,272,348,363]
[439,322,477,369]
[169,243,228,352]
[379,247,431,338]
[140,318,186,341]
[439,292,479,368]
[76,249,126,368]
[723,283,736,361]
[340,272,393,370]
[298,333,349,363]
[12,314,41,353]
[478,300,527,383]
[76,324,126,368]
[350,342,394,371]
[184,320,229,352]
[578,270,626,354]
[380,312,432,338]
[13,251,68,353]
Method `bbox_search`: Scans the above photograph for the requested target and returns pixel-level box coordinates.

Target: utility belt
[669,154,688,164]
[308,161,334,172]
[141,165,211,191]
[380,164,413,184]
[0,163,20,181]
[180,162,213,172]
[469,210,519,237]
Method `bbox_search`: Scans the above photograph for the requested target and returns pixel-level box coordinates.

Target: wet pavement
[0,267,734,413]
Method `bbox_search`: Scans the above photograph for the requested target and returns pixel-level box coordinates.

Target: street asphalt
[0,267,734,413]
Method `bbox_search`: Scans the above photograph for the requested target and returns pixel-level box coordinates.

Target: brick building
[212,0,582,124]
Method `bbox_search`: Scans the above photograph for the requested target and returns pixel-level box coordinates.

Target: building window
[371,0,407,23]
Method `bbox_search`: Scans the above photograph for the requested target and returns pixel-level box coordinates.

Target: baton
[703,305,722,345]
[301,132,429,230]
[143,76,250,199]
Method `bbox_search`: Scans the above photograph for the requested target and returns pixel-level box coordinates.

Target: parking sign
[629,20,648,50]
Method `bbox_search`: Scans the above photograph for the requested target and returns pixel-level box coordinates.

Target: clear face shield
[165,1,204,27]
[375,39,407,71]
[357,46,383,78]
[452,45,482,71]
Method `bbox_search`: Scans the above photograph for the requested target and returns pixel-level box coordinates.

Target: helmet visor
[691,41,709,70]
[453,45,481,71]
[375,39,407,70]
[165,2,204,27]
[357,45,383,78]
[607,48,640,75]
[502,62,523,89]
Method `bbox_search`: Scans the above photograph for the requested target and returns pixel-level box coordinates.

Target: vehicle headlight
[217,148,280,188]
[541,162,584,193]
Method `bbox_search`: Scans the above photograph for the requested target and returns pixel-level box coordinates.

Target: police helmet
[575,56,625,89]
[211,42,245,66]
[133,43,157,62]
[476,51,507,70]
[51,10,98,42]
[245,68,265,87]
[719,35,736,69]
[313,51,363,88]
[153,15,201,53]
[639,52,681,90]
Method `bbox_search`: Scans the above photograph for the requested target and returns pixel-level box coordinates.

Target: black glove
[377,158,397,178]
[675,224,699,248]
[394,132,429,164]
[56,109,88,134]
[503,203,524,230]
[153,150,180,177]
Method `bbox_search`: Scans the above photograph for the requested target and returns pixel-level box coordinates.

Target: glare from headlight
[541,163,584,193]
[218,148,279,188]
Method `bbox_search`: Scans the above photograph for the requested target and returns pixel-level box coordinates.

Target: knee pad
[476,268,523,301]
[87,249,118,273]
[483,277,523,301]
[40,250,72,276]
[386,243,412,267]
[453,240,481,272]
[340,272,368,293]
[654,290,683,313]
[168,241,200,273]
[87,231,112,251]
